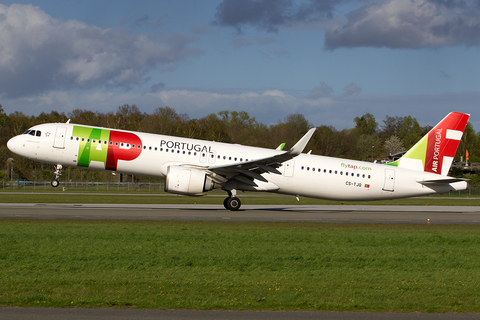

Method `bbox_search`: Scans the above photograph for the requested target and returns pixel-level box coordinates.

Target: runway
[1,203,480,224]
[1,307,479,320]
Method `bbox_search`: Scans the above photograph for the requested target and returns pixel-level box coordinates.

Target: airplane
[6,112,470,211]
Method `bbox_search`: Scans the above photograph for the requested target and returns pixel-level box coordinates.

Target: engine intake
[165,166,215,196]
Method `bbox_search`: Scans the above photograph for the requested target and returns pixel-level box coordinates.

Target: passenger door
[53,127,67,149]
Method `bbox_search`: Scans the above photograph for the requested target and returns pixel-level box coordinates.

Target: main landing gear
[223,189,241,211]
[51,164,62,188]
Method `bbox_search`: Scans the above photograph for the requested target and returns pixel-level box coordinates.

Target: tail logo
[388,112,469,175]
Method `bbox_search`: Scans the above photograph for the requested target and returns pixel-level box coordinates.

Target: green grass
[1,219,480,312]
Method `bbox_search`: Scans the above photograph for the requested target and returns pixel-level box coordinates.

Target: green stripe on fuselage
[73,126,110,168]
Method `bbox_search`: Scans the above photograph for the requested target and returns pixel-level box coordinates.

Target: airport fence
[0,180,480,197]
[0,180,165,192]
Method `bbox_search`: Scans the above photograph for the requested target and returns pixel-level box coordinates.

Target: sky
[0,0,479,131]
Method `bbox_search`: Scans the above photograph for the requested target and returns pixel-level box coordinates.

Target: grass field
[1,219,480,312]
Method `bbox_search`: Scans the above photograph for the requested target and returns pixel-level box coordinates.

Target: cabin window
[76,137,79,141]
[149,146,152,150]
[368,175,371,179]
[301,166,304,170]
[362,174,365,178]
[340,171,343,175]
[155,147,157,151]
[115,142,118,146]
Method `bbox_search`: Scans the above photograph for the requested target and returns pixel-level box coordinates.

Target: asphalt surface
[1,203,480,319]
[1,307,480,320]
[1,203,480,224]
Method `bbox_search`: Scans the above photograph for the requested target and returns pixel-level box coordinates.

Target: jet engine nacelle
[164,165,215,196]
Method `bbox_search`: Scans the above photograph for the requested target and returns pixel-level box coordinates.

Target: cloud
[232,37,253,48]
[325,0,480,50]
[190,23,216,35]
[343,83,362,96]
[151,82,166,93]
[307,82,334,99]
[440,70,452,79]
[0,4,202,99]
[132,14,149,28]
[213,0,338,33]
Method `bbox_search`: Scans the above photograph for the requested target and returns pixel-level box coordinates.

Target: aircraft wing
[185,128,316,185]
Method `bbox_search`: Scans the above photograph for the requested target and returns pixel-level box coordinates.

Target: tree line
[1,104,478,182]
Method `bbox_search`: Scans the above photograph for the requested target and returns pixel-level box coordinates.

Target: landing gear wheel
[51,179,59,188]
[223,197,230,210]
[226,197,241,211]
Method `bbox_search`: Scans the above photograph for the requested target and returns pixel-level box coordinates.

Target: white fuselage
[7,123,467,200]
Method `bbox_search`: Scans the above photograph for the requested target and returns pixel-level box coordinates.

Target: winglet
[288,128,316,156]
[276,143,286,151]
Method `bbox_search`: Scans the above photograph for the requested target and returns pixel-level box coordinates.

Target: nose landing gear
[51,164,62,188]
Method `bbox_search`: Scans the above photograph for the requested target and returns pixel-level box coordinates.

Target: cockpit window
[23,130,31,134]
[36,131,41,137]
[28,131,35,136]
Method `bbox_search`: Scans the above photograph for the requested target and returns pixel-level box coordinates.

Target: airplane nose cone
[7,136,20,153]
[7,137,15,152]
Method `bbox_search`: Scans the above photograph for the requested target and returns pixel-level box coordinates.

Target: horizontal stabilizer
[417,178,469,185]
